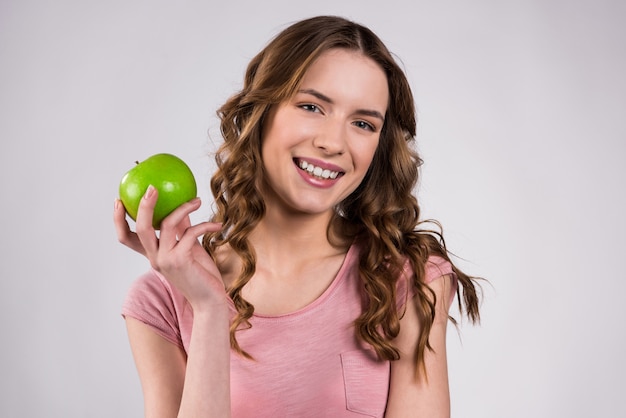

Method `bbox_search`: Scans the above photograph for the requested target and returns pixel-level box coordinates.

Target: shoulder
[423,255,455,284]
[121,269,188,348]
[123,269,175,307]
[351,240,454,283]
[396,254,458,312]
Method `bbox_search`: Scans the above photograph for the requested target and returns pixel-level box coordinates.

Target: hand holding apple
[119,153,198,229]
[114,181,227,310]
[114,153,227,309]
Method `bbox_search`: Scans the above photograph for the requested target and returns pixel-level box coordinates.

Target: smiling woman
[114,15,482,418]
[259,49,387,216]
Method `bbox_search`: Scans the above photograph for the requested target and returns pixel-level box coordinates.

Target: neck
[249,207,345,262]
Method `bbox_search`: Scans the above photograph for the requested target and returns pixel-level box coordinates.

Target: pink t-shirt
[122,243,455,418]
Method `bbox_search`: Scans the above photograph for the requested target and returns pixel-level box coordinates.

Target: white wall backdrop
[1,1,624,417]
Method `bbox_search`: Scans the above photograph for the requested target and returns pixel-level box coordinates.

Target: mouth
[294,158,343,180]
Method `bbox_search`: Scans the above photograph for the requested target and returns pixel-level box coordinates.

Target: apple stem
[135,161,139,165]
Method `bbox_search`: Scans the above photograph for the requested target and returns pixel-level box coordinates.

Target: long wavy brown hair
[202,15,481,376]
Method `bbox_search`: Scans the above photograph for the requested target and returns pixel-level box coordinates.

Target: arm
[115,187,231,417]
[126,318,186,418]
[385,274,454,418]
[126,308,231,418]
[177,306,231,416]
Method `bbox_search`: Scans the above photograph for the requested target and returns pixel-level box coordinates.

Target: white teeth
[298,160,340,179]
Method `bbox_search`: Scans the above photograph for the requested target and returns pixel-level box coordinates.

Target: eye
[299,103,321,113]
[353,120,376,132]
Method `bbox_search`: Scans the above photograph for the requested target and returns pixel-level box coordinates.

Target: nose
[312,119,346,155]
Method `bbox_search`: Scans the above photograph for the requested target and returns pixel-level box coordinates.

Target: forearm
[178,305,231,418]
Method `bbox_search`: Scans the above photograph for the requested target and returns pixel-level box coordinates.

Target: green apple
[119,153,197,229]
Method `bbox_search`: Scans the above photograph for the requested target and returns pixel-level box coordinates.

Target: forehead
[298,48,389,110]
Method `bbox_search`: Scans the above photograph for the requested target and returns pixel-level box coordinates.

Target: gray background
[1,0,624,417]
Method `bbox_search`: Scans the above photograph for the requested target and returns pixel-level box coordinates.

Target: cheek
[356,141,380,172]
[261,117,304,154]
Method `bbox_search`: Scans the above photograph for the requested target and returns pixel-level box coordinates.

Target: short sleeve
[121,269,185,348]
[396,256,458,312]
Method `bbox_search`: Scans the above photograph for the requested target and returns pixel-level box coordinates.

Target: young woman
[114,15,481,418]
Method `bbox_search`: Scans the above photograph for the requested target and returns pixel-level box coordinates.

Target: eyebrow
[298,88,386,122]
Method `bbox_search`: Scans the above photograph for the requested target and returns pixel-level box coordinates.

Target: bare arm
[385,274,454,418]
[126,309,231,418]
[177,307,231,417]
[126,318,186,418]
[115,186,231,417]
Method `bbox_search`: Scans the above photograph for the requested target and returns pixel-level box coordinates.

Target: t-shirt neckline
[231,243,357,320]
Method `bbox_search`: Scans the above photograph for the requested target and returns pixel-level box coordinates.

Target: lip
[293,157,344,188]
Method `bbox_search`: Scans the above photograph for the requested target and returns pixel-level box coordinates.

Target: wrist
[190,299,231,320]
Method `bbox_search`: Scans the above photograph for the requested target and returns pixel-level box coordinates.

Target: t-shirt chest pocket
[340,350,390,417]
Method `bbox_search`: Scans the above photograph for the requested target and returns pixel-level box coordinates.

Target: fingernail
[114,199,120,210]
[144,185,155,199]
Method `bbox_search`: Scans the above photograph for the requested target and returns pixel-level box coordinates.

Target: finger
[171,204,222,241]
[135,185,159,257]
[113,199,147,255]
[175,221,223,255]
[176,215,192,242]
[158,197,202,249]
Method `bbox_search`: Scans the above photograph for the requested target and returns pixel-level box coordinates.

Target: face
[260,48,389,218]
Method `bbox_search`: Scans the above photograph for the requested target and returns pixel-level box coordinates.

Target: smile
[296,159,342,180]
